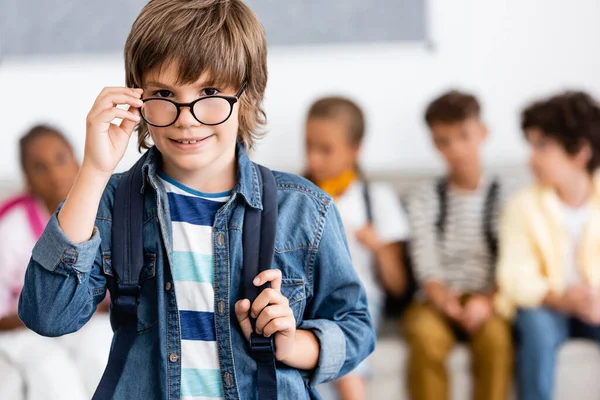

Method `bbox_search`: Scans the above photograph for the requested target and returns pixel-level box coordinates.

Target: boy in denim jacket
[18,1,375,399]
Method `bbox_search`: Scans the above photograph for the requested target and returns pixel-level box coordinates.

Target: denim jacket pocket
[281,279,306,324]
[102,250,159,332]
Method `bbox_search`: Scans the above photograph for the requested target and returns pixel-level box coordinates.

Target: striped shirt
[159,172,231,400]
[406,177,506,294]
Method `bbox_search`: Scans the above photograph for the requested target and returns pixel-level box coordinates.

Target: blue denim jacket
[18,145,375,400]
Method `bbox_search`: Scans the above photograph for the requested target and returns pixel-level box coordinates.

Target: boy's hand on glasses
[83,87,143,175]
[234,269,297,362]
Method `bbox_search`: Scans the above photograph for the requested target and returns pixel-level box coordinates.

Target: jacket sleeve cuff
[298,319,346,386]
[31,214,101,277]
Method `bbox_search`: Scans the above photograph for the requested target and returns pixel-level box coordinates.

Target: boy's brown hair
[125,0,268,151]
[522,91,600,173]
[424,90,481,127]
[307,97,365,146]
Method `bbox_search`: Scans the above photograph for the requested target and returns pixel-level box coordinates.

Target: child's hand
[355,224,382,252]
[440,292,463,321]
[235,269,297,362]
[461,295,493,333]
[83,87,143,175]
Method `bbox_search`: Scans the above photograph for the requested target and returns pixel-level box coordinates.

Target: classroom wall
[1,0,599,189]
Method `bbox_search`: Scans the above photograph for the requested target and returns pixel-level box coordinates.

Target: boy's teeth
[178,140,198,144]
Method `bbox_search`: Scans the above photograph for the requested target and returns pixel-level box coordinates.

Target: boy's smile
[168,133,216,150]
[142,61,241,193]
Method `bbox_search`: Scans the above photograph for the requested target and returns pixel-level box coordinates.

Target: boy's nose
[174,106,202,128]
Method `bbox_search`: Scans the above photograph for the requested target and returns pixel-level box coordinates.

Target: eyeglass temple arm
[236,81,248,98]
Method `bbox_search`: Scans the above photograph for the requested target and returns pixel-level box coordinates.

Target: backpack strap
[435,178,448,239]
[435,177,500,262]
[483,179,500,263]
[93,153,147,400]
[0,195,46,239]
[362,180,374,224]
[243,163,278,400]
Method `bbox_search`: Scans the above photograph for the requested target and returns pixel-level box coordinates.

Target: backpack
[93,152,279,400]
[363,177,500,318]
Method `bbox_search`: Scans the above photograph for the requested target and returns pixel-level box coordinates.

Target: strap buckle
[113,284,140,322]
[249,333,276,362]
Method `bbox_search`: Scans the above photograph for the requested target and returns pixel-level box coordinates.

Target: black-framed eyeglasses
[140,82,247,128]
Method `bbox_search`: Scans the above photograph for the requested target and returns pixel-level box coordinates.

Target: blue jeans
[516,307,600,400]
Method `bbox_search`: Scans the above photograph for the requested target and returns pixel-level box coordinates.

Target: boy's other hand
[440,292,463,321]
[83,87,143,175]
[564,284,600,324]
[235,269,297,361]
[425,280,463,321]
[562,283,593,316]
[461,295,493,334]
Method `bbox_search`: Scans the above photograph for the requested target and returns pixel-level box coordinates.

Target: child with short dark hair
[402,90,512,400]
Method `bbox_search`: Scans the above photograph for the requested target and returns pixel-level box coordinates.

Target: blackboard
[0,0,427,57]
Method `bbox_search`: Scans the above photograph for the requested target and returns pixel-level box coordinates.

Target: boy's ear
[576,139,593,167]
[479,122,489,140]
[25,181,35,196]
[353,142,362,159]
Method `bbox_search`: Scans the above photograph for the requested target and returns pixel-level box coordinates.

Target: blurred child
[305,96,410,400]
[0,125,112,399]
[403,91,512,400]
[496,91,600,400]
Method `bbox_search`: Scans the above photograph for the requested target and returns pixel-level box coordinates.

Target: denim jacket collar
[139,142,262,209]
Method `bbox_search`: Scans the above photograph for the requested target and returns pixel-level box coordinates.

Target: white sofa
[366,324,600,400]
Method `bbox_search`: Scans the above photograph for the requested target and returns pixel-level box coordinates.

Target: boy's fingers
[262,316,294,338]
[96,108,140,126]
[120,107,141,135]
[234,299,253,340]
[94,88,143,110]
[250,288,288,319]
[254,304,292,334]
[253,269,282,292]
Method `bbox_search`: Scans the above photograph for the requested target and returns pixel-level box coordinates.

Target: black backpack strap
[483,179,500,263]
[362,180,374,223]
[435,178,448,239]
[243,164,278,400]
[93,154,147,400]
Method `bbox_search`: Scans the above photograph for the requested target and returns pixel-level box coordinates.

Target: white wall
[1,0,600,189]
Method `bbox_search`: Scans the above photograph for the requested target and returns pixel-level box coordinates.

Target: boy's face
[24,134,79,212]
[305,117,360,183]
[143,62,240,179]
[526,128,590,186]
[430,117,487,176]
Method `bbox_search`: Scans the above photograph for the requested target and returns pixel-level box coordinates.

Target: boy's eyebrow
[144,80,175,89]
[144,79,222,89]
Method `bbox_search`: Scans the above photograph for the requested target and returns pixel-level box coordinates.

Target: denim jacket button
[218,300,225,315]
[165,282,172,291]
[225,372,232,387]
[169,353,179,363]
[217,233,224,246]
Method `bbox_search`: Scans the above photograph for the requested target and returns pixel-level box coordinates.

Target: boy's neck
[448,166,483,192]
[556,172,594,208]
[162,149,237,194]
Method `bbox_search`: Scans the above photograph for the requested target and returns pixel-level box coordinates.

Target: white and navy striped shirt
[159,172,230,400]
[406,177,506,294]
